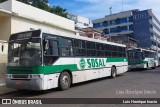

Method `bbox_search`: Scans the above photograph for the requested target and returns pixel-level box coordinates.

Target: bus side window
[60,38,73,56]
[74,39,86,56]
[43,39,59,56]
[51,40,59,56]
[43,39,59,65]
[43,39,49,55]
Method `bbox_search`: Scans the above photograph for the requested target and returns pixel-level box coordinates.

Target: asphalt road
[1,67,160,98]
[1,67,160,107]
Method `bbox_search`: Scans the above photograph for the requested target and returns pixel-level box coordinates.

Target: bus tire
[152,63,156,69]
[59,72,71,91]
[146,63,149,69]
[111,66,117,78]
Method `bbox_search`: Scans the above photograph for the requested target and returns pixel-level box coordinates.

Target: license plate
[16,81,23,85]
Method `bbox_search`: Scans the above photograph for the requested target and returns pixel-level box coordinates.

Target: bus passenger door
[43,35,60,89]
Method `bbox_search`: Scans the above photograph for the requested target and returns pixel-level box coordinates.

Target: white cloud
[73,0,160,20]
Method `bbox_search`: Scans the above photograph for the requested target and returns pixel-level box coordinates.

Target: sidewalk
[0,85,16,96]
[0,62,7,88]
[0,77,5,86]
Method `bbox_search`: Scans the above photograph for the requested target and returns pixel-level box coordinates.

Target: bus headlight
[29,75,41,79]
[29,75,32,79]
[6,74,12,79]
[6,74,9,79]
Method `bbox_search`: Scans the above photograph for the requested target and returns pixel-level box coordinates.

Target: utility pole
[109,7,112,15]
[109,7,112,42]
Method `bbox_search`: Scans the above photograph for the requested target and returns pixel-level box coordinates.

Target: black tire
[59,72,71,90]
[111,66,117,78]
[152,63,156,69]
[146,63,149,69]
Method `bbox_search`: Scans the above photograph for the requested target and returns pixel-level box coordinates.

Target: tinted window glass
[60,38,73,56]
[74,39,86,56]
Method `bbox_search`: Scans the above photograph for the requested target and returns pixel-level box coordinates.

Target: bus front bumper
[5,78,43,91]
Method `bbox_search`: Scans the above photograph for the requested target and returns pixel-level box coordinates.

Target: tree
[17,0,29,4]
[50,6,68,18]
[32,0,50,12]
[42,0,48,4]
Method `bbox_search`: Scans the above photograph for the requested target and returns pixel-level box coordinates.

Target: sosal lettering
[87,58,106,68]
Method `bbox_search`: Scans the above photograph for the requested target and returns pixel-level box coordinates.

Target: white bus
[127,48,158,70]
[6,30,128,90]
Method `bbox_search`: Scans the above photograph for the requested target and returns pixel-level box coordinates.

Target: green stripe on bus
[7,57,128,74]
[106,58,128,62]
[7,64,78,74]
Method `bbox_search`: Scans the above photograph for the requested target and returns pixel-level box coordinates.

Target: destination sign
[17,32,32,39]
[9,30,41,41]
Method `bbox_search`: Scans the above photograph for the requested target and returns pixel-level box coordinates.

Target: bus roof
[41,30,126,47]
[10,29,126,47]
[128,47,156,53]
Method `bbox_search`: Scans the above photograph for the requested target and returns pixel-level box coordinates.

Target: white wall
[11,0,75,32]
[0,16,11,40]
[0,0,12,11]
[11,16,75,36]
[0,40,8,54]
[76,16,93,28]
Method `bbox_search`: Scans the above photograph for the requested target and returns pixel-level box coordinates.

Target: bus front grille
[12,75,29,79]
[10,69,32,74]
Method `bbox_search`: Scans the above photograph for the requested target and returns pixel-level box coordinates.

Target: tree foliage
[0,0,68,18]
[50,6,68,18]
[32,0,50,12]
[17,0,29,4]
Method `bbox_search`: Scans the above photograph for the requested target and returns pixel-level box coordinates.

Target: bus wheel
[111,66,117,78]
[59,72,71,90]
[146,63,149,69]
[152,63,156,69]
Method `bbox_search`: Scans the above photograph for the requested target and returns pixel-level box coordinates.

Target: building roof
[79,27,103,33]
[92,9,139,23]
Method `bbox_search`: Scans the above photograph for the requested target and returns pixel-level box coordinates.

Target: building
[0,0,76,85]
[92,9,160,56]
[76,27,107,41]
[0,0,76,41]
[110,35,137,48]
[68,13,93,28]
[93,9,135,37]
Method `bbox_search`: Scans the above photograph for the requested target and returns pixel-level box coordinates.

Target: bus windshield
[8,38,41,67]
[143,50,156,58]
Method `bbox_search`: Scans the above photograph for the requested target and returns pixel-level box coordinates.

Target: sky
[49,0,160,20]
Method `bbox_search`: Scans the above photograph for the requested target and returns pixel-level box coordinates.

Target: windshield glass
[8,38,41,67]
[144,51,156,58]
